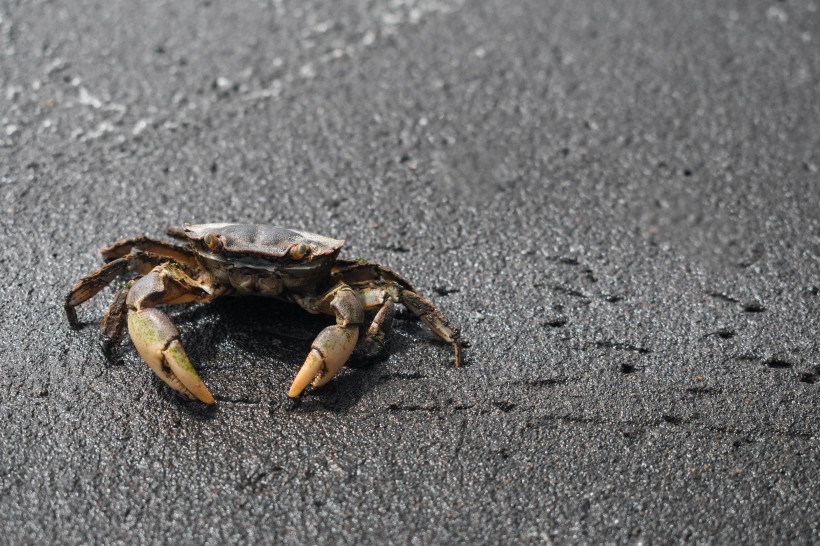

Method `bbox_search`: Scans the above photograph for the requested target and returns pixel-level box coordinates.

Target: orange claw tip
[188,380,216,405]
[197,389,216,405]
[288,350,324,398]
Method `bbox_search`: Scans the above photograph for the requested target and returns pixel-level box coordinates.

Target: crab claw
[127,308,215,404]
[288,325,359,398]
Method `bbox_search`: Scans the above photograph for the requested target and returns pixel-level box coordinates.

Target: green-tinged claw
[164,340,215,404]
[128,308,215,404]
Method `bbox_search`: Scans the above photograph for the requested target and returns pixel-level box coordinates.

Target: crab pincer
[121,266,217,403]
[287,285,364,397]
[288,324,359,397]
[128,308,215,404]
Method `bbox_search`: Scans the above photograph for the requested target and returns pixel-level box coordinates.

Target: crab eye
[204,233,223,252]
[289,243,309,260]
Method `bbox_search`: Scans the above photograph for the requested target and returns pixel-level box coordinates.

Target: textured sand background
[1,0,818,543]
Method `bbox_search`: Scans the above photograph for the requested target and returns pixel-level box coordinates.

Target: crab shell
[175,223,346,291]
[181,223,343,261]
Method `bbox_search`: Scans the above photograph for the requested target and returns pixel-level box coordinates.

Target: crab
[65,223,463,404]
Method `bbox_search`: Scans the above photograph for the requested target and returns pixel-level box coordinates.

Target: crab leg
[357,299,396,359]
[101,279,135,346]
[399,290,463,367]
[342,286,397,360]
[126,264,219,404]
[100,236,199,269]
[288,284,363,397]
[65,252,166,329]
[352,286,461,364]
[333,262,463,366]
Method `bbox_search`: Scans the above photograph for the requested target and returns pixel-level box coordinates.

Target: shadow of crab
[148,296,416,410]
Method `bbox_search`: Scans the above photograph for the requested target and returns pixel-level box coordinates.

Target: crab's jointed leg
[354,286,462,365]
[65,252,167,329]
[357,299,396,360]
[342,286,397,361]
[288,284,363,397]
[100,236,199,269]
[333,262,463,367]
[100,278,135,348]
[400,289,463,367]
[125,263,221,404]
